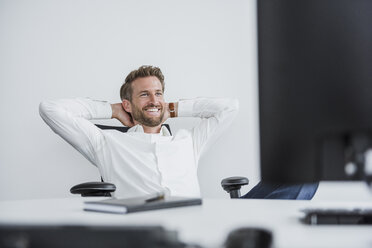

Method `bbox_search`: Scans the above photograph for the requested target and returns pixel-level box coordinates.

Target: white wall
[0,0,259,200]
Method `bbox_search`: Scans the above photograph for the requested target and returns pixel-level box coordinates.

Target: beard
[131,103,165,127]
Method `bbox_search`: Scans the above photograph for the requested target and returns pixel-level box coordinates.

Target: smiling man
[112,68,171,134]
[39,65,239,198]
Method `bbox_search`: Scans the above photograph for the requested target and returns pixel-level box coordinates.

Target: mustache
[143,104,162,110]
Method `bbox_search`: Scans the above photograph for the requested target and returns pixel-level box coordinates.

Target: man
[39,65,239,198]
[40,65,318,199]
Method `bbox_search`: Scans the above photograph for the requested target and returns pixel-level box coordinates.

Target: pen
[145,192,165,202]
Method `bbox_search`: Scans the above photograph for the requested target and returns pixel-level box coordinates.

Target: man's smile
[143,106,162,116]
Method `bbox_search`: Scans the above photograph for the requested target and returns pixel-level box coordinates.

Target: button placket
[154,142,166,187]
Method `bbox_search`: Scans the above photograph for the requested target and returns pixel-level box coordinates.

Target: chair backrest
[95,124,172,135]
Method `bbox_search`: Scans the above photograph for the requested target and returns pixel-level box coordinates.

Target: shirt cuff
[177,99,194,117]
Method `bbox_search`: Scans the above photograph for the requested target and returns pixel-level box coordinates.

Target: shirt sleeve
[177,97,239,160]
[39,98,112,165]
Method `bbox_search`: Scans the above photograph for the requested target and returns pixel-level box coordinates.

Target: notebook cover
[84,196,202,214]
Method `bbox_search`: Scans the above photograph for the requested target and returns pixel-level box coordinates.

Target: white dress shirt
[39,97,239,198]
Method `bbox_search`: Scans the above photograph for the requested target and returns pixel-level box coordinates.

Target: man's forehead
[132,76,162,92]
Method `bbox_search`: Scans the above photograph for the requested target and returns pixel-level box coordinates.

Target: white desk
[1,197,372,248]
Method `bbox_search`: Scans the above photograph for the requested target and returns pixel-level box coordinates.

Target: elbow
[39,100,58,119]
[226,98,239,115]
[39,100,51,117]
[226,98,239,120]
[218,98,239,120]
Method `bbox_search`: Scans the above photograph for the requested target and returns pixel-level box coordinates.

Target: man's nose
[149,94,157,103]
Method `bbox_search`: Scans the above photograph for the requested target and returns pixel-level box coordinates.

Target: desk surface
[1,197,372,248]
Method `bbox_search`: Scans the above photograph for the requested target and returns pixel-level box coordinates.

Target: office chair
[70,124,249,198]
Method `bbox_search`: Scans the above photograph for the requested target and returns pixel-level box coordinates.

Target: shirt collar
[127,124,171,137]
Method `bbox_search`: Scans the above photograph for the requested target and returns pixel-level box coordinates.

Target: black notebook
[84,194,202,214]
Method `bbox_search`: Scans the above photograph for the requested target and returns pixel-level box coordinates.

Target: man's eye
[156,93,163,96]
[140,93,148,97]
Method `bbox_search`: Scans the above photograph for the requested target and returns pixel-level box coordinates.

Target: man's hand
[111,103,134,127]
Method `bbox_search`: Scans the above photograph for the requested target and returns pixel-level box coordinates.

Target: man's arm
[39,98,114,165]
[176,98,239,160]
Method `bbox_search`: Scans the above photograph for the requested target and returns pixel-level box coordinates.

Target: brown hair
[120,65,165,101]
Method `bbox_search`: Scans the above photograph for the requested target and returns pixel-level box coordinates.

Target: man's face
[126,76,165,127]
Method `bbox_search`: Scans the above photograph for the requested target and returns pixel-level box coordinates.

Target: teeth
[146,108,158,112]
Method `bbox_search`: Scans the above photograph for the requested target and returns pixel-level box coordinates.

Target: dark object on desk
[302,208,372,225]
[84,194,202,214]
[225,227,272,248]
[70,182,116,197]
[0,225,188,248]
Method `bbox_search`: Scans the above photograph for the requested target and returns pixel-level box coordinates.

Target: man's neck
[133,122,162,134]
[143,125,162,134]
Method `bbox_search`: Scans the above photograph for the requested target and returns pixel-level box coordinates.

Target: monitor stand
[302,177,372,225]
[302,208,372,225]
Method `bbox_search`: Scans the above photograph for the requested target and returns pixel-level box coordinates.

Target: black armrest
[221,176,249,198]
[70,182,116,197]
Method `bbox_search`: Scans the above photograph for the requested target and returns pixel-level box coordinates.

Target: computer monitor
[258,0,372,184]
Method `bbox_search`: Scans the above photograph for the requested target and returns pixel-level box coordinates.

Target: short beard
[131,103,164,127]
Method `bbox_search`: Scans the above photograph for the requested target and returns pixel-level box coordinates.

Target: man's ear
[122,100,132,113]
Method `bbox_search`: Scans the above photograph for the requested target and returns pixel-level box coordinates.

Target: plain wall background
[0,0,260,200]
